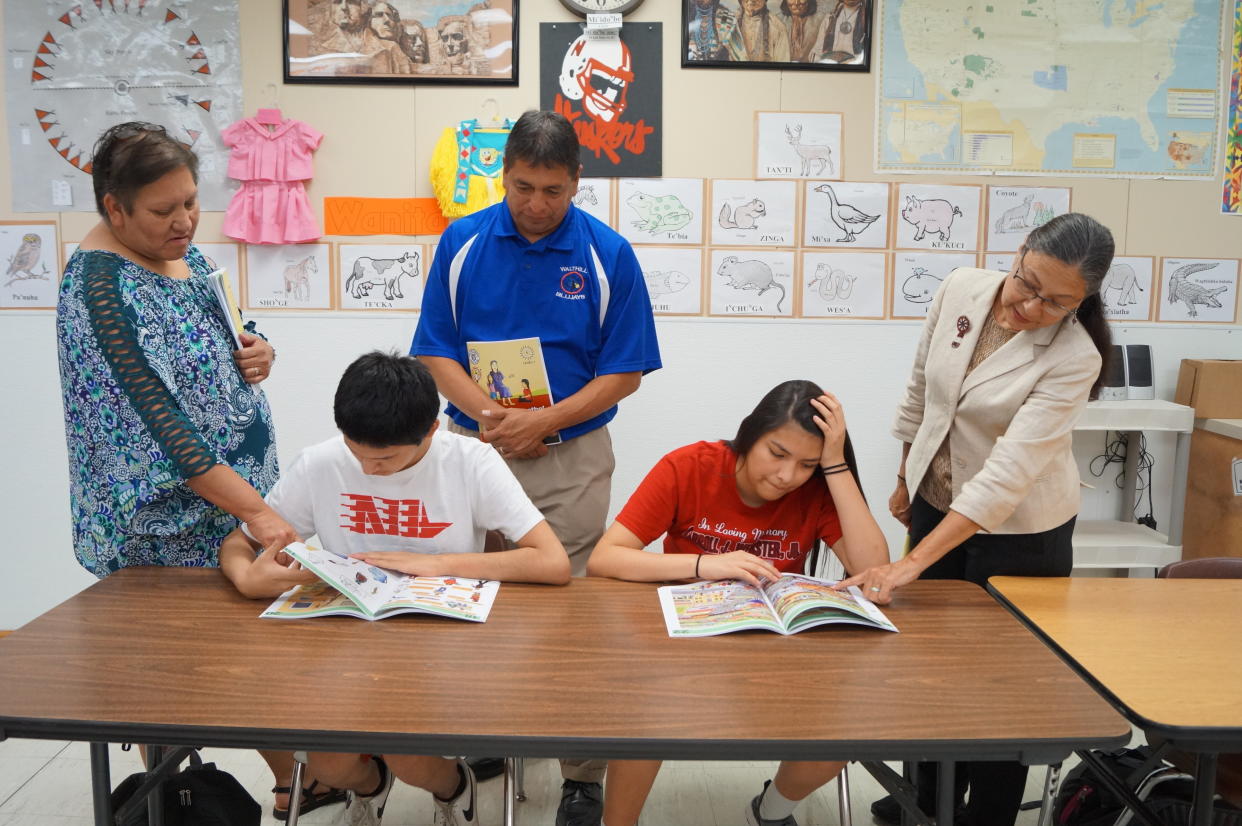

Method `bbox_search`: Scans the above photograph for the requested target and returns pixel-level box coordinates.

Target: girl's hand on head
[810,393,848,467]
[696,551,781,587]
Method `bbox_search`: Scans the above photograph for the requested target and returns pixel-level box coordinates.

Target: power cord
[1088,431,1157,529]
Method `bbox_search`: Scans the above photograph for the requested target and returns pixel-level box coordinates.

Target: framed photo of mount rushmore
[284,0,518,85]
[683,0,871,72]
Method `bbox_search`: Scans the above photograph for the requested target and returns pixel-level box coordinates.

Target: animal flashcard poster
[1157,258,1240,323]
[985,187,1072,252]
[802,181,889,249]
[711,180,798,247]
[891,252,977,319]
[617,177,704,245]
[983,253,1015,273]
[633,246,703,316]
[573,178,613,227]
[0,222,58,309]
[195,242,243,285]
[244,243,332,311]
[709,249,794,317]
[800,252,886,319]
[894,183,982,252]
[755,111,843,180]
[1100,257,1154,322]
[338,244,425,312]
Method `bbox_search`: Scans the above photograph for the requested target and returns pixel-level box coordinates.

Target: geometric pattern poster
[1225,0,1242,215]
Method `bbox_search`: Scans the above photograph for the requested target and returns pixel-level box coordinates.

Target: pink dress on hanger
[221,117,323,245]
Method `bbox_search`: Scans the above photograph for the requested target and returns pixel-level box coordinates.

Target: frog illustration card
[1156,258,1239,323]
[711,180,798,247]
[633,246,703,316]
[617,177,704,246]
[572,178,614,227]
[893,183,982,253]
[800,252,886,319]
[755,111,843,181]
[338,244,425,312]
[891,252,978,319]
[1100,257,1154,322]
[802,181,889,250]
[708,248,795,318]
[0,221,58,310]
[985,187,1071,252]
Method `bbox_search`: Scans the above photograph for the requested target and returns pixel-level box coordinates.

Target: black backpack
[110,748,261,826]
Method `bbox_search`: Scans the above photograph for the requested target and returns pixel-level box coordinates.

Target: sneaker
[433,759,478,826]
[343,756,394,826]
[746,780,799,826]
[555,779,603,826]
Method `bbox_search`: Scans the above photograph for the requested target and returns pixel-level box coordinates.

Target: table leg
[503,757,517,826]
[1190,752,1217,826]
[90,742,112,826]
[1075,749,1164,826]
[147,745,164,826]
[286,752,307,826]
[936,761,954,826]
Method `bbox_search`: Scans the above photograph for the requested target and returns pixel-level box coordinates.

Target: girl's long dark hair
[728,379,864,497]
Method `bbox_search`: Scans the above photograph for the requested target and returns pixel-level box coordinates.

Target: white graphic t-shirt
[262,432,544,555]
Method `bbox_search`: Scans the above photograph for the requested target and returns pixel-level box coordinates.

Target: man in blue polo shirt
[411,109,661,826]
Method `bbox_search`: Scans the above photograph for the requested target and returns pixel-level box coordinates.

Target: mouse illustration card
[617,178,704,246]
[802,181,889,250]
[799,252,886,319]
[710,180,798,247]
[633,246,703,316]
[709,248,795,317]
[891,251,977,319]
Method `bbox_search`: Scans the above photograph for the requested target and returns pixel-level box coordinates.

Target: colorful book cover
[466,337,561,444]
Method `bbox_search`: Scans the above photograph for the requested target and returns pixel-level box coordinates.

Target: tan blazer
[892,268,1101,534]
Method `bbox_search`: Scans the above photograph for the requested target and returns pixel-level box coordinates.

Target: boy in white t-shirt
[220,351,569,826]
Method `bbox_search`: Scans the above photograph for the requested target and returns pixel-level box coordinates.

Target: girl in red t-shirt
[587,379,888,826]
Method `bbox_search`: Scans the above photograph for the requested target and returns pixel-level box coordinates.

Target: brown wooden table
[989,576,1242,826]
[0,569,1129,826]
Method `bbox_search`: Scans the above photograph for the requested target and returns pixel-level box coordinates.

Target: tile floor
[0,738,1091,825]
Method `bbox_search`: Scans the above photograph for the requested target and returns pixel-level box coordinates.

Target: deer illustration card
[617,178,705,246]
[1100,257,1154,322]
[338,244,425,313]
[891,251,978,319]
[710,180,798,247]
[755,111,843,181]
[633,246,703,316]
[1157,258,1239,323]
[894,183,982,252]
[985,187,1071,252]
[244,243,333,311]
[0,221,58,310]
[573,179,613,227]
[709,249,795,317]
[800,252,886,319]
[802,181,889,249]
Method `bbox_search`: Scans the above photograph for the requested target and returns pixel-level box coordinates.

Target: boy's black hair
[334,351,439,446]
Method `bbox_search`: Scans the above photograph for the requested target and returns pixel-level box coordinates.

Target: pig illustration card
[634,247,703,316]
[894,183,982,252]
[986,186,1071,252]
[802,181,890,249]
[1157,258,1239,323]
[711,180,798,247]
[754,111,843,180]
[617,178,705,246]
[572,179,613,227]
[245,243,333,311]
[1099,257,1154,322]
[891,252,977,319]
[709,249,795,317]
[338,244,425,312]
[800,252,886,319]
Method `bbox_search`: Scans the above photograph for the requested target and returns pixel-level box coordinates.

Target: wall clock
[558,0,646,16]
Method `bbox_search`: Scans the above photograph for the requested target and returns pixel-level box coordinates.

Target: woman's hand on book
[233,331,274,384]
[833,557,921,605]
[351,550,443,576]
[697,551,781,587]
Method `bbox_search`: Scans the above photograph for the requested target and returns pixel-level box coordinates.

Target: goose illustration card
[802,181,889,249]
[709,249,795,317]
[0,221,58,309]
[572,178,613,227]
[1157,258,1239,323]
[891,252,977,319]
[244,243,333,310]
[1100,257,1154,322]
[894,183,982,252]
[985,187,1071,252]
[711,180,798,247]
[800,252,886,319]
[633,246,703,316]
[617,178,704,245]
[754,111,843,180]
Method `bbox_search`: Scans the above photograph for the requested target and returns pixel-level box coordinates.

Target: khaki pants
[448,422,613,783]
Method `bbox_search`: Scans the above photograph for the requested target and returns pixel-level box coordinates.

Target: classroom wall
[0,0,1237,629]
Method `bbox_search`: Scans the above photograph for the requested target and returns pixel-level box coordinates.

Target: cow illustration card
[755,111,843,180]
[802,181,889,249]
[338,244,425,312]
[708,248,795,317]
[1157,258,1239,323]
[1100,257,1154,322]
[986,186,1071,252]
[891,251,977,319]
[572,179,613,227]
[894,183,982,252]
[800,252,886,319]
[617,177,704,246]
[711,180,798,247]
[633,246,703,316]
[244,243,333,310]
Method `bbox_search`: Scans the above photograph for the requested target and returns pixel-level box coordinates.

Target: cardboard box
[1174,359,1242,418]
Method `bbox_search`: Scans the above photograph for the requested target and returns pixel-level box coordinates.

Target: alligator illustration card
[893,183,982,252]
[985,186,1071,252]
[1157,258,1239,323]
[802,181,889,249]
[617,177,705,246]
[799,251,886,319]
[338,244,425,312]
[572,179,613,227]
[633,246,703,316]
[244,243,333,311]
[1100,257,1155,322]
[710,180,798,247]
[755,111,843,181]
[708,248,795,317]
[890,251,978,319]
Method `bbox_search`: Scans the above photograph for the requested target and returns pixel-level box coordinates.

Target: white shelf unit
[1071,400,1195,572]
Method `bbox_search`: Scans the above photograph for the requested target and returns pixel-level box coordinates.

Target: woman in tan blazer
[840,212,1115,826]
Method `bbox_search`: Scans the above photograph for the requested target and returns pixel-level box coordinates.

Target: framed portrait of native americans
[682,0,871,72]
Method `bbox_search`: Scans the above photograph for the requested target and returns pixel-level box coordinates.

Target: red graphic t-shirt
[615,440,843,572]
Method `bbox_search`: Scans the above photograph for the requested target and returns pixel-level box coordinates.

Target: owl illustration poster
[0,222,58,309]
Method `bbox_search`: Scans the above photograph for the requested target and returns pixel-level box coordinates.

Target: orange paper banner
[324,197,448,236]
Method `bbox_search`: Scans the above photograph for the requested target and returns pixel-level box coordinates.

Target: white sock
[758,781,799,821]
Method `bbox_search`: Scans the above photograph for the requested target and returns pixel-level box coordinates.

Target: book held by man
[657,573,898,637]
[465,336,561,444]
[261,542,499,622]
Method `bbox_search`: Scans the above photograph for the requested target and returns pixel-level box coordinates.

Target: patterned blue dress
[56,245,279,577]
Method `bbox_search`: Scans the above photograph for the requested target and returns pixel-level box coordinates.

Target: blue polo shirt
[412,200,661,442]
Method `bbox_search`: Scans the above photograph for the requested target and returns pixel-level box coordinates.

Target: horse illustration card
[986,187,1071,252]
[1100,257,1154,322]
[891,251,978,319]
[244,243,333,310]
[800,252,886,319]
[338,244,425,312]
[1157,258,1239,323]
[617,178,704,246]
[710,180,798,247]
[802,181,889,249]
[894,183,982,252]
[755,111,843,180]
[573,178,613,227]
[708,248,795,317]
[0,221,58,310]
[633,246,703,316]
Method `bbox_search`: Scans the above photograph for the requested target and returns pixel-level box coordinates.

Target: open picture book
[657,573,898,637]
[261,542,499,622]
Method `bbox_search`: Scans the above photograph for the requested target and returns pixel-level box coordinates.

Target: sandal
[271,778,348,820]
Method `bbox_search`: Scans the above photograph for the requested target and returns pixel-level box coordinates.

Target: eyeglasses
[1010,253,1077,317]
